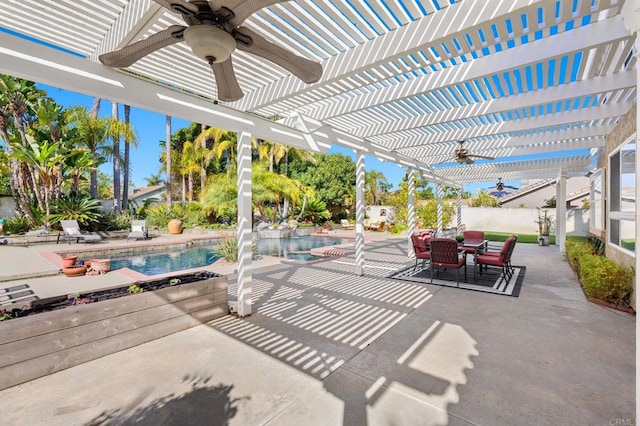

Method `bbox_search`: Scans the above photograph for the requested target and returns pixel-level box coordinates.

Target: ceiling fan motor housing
[184,25,236,63]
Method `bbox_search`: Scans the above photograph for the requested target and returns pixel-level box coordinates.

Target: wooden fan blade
[211,57,244,102]
[99,26,186,68]
[468,154,495,160]
[212,0,289,26]
[234,27,322,84]
[153,0,199,16]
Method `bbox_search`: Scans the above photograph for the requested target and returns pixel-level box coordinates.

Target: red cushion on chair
[476,254,504,266]
[432,257,465,268]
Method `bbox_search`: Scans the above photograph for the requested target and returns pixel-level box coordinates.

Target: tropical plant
[1,215,31,234]
[212,236,239,263]
[295,198,330,223]
[535,208,554,236]
[48,195,103,227]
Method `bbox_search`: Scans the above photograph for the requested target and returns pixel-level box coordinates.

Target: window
[608,136,636,254]
[589,169,604,230]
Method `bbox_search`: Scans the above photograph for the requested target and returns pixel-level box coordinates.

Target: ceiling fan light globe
[184,25,236,63]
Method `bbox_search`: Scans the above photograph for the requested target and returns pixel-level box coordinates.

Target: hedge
[565,238,634,308]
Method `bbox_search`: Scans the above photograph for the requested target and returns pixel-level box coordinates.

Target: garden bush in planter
[565,238,634,309]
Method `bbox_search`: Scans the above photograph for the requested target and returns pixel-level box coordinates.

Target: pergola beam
[0,32,331,154]
[304,15,631,124]
[397,125,615,158]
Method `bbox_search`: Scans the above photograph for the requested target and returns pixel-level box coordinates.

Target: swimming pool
[110,235,346,275]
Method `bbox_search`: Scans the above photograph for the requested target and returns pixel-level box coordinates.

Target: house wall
[365,205,395,224]
[500,177,590,208]
[596,104,636,308]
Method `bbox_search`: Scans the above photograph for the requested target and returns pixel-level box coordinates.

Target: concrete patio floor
[0,236,635,425]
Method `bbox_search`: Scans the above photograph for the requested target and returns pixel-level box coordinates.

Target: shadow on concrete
[85,376,248,426]
[214,239,478,424]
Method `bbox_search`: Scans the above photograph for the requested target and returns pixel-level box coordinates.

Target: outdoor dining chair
[410,232,431,271]
[429,238,467,286]
[460,230,487,256]
[475,235,517,284]
[58,220,102,245]
[127,220,149,241]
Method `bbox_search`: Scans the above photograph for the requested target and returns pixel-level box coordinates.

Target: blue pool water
[109,236,346,275]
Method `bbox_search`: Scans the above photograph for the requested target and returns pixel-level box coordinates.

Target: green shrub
[95,211,134,231]
[579,254,633,307]
[144,205,173,228]
[211,237,258,262]
[212,237,238,263]
[2,215,31,235]
[564,238,593,272]
[182,202,208,227]
[389,223,407,235]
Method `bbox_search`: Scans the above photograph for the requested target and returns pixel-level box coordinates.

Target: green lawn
[483,231,556,245]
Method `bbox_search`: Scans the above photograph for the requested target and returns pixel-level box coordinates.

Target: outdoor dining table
[458,239,489,280]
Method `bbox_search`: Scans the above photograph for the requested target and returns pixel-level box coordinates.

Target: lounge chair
[127,220,149,241]
[58,220,102,245]
[364,219,380,231]
[340,219,355,230]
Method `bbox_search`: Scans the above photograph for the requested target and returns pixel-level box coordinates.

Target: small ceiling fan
[99,0,323,102]
[487,178,519,195]
[454,140,495,164]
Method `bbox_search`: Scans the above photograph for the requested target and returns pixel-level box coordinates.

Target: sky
[38,83,521,196]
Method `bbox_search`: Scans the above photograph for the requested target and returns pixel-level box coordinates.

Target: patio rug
[389,263,525,297]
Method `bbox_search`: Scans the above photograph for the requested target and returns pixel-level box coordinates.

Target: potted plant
[535,208,554,246]
[455,235,464,243]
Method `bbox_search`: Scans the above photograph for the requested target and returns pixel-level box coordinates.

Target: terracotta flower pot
[61,256,78,268]
[168,219,183,234]
[62,264,87,277]
[89,259,111,273]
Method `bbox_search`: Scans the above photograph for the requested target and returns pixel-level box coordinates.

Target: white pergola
[0,0,638,316]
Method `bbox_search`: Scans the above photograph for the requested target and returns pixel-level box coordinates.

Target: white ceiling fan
[99,0,323,102]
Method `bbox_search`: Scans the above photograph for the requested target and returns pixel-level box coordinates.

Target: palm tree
[122,105,133,210]
[165,115,172,207]
[111,102,120,211]
[179,141,202,203]
[65,106,112,199]
[144,170,164,186]
[365,170,388,206]
[194,125,227,190]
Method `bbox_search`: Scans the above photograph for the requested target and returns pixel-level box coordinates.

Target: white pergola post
[556,169,567,253]
[456,187,463,235]
[436,183,443,236]
[236,132,253,317]
[407,169,416,257]
[355,150,366,276]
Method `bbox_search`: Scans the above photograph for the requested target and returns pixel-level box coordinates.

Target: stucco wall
[0,196,17,218]
[457,207,589,236]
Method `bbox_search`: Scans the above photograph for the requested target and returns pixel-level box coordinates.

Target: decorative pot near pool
[89,259,111,273]
[62,264,88,277]
[61,255,78,268]
[168,219,183,234]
